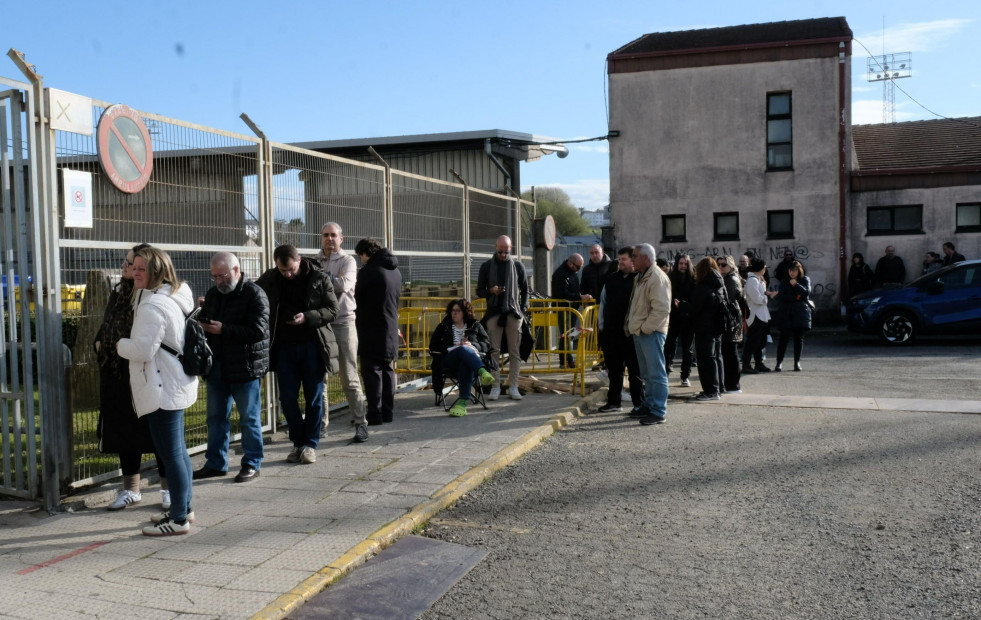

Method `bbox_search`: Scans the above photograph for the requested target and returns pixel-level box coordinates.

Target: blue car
[846,260,981,344]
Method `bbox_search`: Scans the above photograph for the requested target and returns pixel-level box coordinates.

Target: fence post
[367,147,393,250]
[11,49,69,510]
[506,186,522,263]
[450,170,470,299]
[240,113,278,433]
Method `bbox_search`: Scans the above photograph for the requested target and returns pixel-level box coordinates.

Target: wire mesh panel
[268,143,386,254]
[391,171,464,255]
[468,188,517,254]
[55,101,263,484]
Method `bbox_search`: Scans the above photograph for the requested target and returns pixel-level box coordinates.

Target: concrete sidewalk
[0,386,588,620]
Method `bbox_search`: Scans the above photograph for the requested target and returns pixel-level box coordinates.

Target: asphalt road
[417,330,981,619]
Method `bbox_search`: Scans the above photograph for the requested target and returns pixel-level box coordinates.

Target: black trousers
[776,329,806,365]
[119,450,167,478]
[557,309,579,367]
[664,322,694,378]
[361,356,395,423]
[694,333,722,396]
[601,334,643,407]
[721,341,741,391]
[741,318,768,367]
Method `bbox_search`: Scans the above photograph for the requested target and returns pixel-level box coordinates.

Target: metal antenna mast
[867,51,912,123]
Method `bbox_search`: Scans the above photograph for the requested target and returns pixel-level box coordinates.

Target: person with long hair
[117,246,199,536]
[680,257,725,401]
[716,255,744,394]
[664,253,696,386]
[95,243,172,511]
[741,258,772,374]
[773,260,812,372]
[429,299,495,417]
[847,252,874,299]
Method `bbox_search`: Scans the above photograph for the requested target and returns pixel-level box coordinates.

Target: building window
[956,203,981,232]
[713,212,739,241]
[662,214,686,243]
[766,92,793,170]
[767,210,793,239]
[867,205,923,235]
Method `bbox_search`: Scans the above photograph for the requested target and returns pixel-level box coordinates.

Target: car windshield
[906,263,961,287]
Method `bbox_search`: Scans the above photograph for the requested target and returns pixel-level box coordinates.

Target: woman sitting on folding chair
[429,298,496,417]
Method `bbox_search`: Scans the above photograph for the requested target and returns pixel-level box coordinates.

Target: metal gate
[0,74,43,502]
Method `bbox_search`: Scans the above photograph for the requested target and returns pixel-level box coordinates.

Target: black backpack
[161,307,213,378]
[716,288,743,343]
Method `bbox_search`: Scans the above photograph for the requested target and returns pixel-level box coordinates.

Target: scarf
[97,278,135,378]
[493,257,521,318]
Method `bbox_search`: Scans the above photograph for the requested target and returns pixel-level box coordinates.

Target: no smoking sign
[96,104,154,194]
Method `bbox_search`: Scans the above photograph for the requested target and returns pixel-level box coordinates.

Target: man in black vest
[596,248,644,413]
[194,252,270,483]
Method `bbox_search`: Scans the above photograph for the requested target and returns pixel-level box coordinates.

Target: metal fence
[0,57,535,505]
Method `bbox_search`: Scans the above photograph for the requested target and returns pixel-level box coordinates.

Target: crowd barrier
[395,297,604,396]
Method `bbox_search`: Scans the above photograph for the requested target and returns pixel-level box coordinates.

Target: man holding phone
[476,235,528,400]
[257,245,339,465]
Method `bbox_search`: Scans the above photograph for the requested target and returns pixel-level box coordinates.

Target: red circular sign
[542,215,557,250]
[97,104,153,194]
[73,190,83,203]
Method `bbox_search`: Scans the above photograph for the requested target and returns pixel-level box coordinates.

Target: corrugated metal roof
[853,117,981,171]
[292,129,566,161]
[611,17,852,57]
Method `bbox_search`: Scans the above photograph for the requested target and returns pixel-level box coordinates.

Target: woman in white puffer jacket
[117,246,198,536]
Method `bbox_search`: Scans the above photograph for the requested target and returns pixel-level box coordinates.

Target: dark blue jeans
[206,362,263,471]
[276,340,326,449]
[145,408,192,522]
[443,346,484,401]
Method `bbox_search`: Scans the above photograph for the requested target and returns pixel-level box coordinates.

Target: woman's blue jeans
[443,346,484,401]
[145,408,192,522]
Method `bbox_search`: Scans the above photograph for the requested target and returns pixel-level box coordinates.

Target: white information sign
[45,88,94,136]
[63,169,93,228]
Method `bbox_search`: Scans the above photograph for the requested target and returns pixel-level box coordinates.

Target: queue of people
[97,227,402,537]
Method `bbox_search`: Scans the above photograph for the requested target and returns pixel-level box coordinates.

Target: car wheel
[878,310,917,344]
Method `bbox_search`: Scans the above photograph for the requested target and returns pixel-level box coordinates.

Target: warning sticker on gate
[96,104,154,194]
[63,169,93,228]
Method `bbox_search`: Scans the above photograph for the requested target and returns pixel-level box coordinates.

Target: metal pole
[368,147,392,249]
[450,169,471,300]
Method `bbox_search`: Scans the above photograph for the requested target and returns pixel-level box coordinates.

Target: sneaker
[727,389,742,394]
[151,510,196,524]
[693,392,721,402]
[597,404,622,413]
[629,405,649,419]
[680,378,691,387]
[107,489,142,511]
[286,446,303,463]
[794,362,802,372]
[638,413,666,425]
[300,446,316,464]
[774,364,783,372]
[488,385,501,401]
[191,466,227,480]
[160,490,171,510]
[741,366,759,375]
[449,400,467,417]
[508,386,523,400]
[478,368,495,387]
[353,424,369,443]
[142,517,190,537]
[756,364,772,373]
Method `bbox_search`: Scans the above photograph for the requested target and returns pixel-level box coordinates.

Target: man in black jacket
[942,242,966,266]
[475,235,528,401]
[257,245,338,465]
[580,244,615,300]
[874,245,906,288]
[551,254,592,369]
[194,252,270,483]
[596,248,643,413]
[354,238,402,425]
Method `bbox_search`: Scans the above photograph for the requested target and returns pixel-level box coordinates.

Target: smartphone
[198,317,212,324]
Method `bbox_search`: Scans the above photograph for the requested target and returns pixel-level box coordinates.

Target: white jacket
[744,273,771,326]
[117,283,199,416]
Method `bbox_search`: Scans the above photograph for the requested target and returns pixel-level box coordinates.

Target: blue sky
[2,1,978,210]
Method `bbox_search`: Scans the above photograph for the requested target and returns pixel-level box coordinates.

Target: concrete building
[607,16,981,313]
[581,207,610,228]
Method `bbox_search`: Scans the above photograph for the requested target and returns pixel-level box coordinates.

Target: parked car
[846,259,981,344]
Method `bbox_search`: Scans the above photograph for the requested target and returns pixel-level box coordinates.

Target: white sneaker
[142,518,190,537]
[160,490,171,510]
[107,489,142,511]
[680,378,691,387]
[300,446,317,464]
[151,510,196,524]
[508,386,523,400]
[488,385,501,401]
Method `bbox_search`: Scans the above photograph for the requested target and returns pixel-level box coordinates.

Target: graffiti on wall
[657,244,826,262]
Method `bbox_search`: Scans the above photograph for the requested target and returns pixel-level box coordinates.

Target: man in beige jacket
[626,243,672,425]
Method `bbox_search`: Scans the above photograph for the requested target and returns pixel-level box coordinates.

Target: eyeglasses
[718,262,729,268]
[122,259,133,267]
[210,272,232,282]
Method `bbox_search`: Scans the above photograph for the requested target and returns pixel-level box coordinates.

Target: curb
[250,388,606,620]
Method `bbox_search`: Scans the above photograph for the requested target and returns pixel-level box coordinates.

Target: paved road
[417,331,981,619]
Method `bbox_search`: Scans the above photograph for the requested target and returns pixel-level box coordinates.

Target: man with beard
[194,252,270,483]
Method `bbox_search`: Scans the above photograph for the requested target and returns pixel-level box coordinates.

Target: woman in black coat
[717,255,744,394]
[429,299,495,417]
[847,253,875,299]
[664,254,696,386]
[680,257,726,401]
[773,260,812,372]
[354,238,403,424]
[94,243,168,511]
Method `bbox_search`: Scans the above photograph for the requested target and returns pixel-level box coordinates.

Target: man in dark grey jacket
[194,252,270,483]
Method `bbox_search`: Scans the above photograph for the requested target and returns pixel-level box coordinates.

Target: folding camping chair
[431,354,489,412]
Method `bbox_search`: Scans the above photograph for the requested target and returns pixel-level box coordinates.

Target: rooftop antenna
[866,18,912,123]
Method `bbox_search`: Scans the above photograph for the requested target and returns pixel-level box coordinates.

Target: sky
[1,1,979,211]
